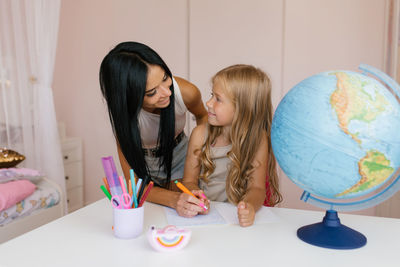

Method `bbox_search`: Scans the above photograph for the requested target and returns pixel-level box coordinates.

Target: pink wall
[53,0,387,216]
[53,0,189,206]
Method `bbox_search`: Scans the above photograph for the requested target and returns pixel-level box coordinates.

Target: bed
[0,176,65,243]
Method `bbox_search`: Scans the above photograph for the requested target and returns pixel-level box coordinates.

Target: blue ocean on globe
[271,65,400,203]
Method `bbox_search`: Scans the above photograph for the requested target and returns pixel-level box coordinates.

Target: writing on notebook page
[164,202,280,227]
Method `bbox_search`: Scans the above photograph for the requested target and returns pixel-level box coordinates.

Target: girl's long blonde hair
[199,64,282,206]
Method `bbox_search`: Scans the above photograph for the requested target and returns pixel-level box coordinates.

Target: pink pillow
[0,180,36,211]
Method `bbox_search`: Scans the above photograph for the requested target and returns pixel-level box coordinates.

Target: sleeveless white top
[199,144,232,202]
[198,127,232,202]
[138,77,187,148]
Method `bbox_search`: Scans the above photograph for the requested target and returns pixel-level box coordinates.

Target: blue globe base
[297,210,367,249]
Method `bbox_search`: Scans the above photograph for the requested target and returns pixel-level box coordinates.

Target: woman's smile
[159,98,170,106]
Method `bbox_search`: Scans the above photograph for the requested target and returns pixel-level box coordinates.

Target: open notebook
[163,202,280,226]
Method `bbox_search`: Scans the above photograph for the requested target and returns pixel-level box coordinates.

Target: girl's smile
[206,80,235,127]
[207,111,216,117]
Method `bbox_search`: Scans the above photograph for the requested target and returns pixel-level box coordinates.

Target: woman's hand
[237,201,255,227]
[175,190,209,217]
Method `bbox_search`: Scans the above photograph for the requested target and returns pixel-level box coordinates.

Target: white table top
[1,198,399,267]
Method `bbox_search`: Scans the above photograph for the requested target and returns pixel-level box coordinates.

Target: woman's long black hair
[99,42,175,187]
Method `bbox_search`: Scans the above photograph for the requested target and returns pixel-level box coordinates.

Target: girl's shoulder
[189,124,207,145]
[191,123,207,137]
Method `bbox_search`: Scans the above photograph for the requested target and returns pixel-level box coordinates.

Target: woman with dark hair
[100,41,207,215]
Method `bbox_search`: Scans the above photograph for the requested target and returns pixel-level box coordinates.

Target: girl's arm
[175,77,208,125]
[179,124,210,215]
[237,131,268,227]
[182,124,206,190]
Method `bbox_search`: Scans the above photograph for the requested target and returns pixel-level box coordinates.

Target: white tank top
[199,144,232,202]
[198,127,232,202]
[138,77,187,148]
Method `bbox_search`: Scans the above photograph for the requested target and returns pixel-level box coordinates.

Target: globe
[271,64,400,249]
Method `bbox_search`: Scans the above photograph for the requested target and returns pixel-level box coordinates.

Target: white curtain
[0,0,66,213]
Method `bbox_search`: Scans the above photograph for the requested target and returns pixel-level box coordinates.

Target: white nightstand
[61,137,83,213]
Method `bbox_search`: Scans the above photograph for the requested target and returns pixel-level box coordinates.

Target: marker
[128,180,133,197]
[136,178,142,197]
[118,175,130,206]
[137,175,150,202]
[174,180,208,211]
[130,169,138,208]
[138,181,154,207]
[102,177,110,194]
[123,178,128,193]
[100,185,111,201]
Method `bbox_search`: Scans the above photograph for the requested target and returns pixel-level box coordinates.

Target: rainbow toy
[147,225,191,252]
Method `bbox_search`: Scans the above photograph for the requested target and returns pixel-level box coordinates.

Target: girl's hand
[175,191,208,218]
[237,201,255,227]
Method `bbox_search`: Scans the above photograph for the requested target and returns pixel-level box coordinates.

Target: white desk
[1,198,399,267]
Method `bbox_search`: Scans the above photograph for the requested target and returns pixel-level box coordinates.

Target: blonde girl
[178,64,282,227]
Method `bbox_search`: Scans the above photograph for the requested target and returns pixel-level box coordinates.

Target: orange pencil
[174,180,208,210]
[128,179,133,197]
[102,177,110,194]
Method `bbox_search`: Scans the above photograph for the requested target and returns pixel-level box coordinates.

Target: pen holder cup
[113,206,144,239]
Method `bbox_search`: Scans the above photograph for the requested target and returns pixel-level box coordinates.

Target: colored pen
[137,175,150,203]
[118,175,130,206]
[102,177,110,194]
[130,169,138,208]
[136,178,142,197]
[100,185,111,201]
[128,179,133,197]
[174,180,208,210]
[123,178,128,193]
[138,181,154,207]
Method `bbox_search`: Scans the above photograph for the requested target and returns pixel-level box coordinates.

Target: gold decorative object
[0,148,25,168]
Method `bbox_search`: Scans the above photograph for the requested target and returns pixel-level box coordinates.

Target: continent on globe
[337,150,394,196]
[328,71,394,197]
[330,72,389,145]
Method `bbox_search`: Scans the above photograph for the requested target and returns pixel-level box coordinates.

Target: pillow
[0,149,25,168]
[0,180,36,211]
[0,168,44,184]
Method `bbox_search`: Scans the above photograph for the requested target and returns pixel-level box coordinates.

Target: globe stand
[297,210,367,249]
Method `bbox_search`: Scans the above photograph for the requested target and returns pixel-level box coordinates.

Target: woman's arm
[175,77,208,125]
[237,131,268,227]
[117,144,181,208]
[117,141,205,213]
